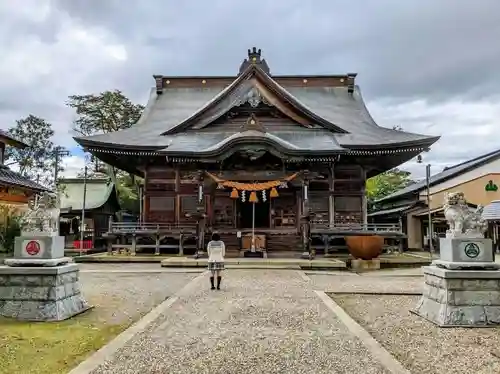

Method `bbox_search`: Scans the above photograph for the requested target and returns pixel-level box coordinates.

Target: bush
[0,205,24,253]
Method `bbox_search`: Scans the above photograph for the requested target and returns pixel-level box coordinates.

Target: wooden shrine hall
[75,47,439,257]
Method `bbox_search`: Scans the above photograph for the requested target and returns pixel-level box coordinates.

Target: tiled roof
[0,165,49,191]
[75,69,438,153]
[0,129,28,148]
[367,204,414,217]
[377,148,500,203]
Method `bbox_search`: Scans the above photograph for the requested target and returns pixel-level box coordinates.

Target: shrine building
[74,48,439,256]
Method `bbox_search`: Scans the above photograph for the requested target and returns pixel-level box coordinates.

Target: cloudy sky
[1,0,499,179]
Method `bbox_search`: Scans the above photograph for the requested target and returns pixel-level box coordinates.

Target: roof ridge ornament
[239,47,271,75]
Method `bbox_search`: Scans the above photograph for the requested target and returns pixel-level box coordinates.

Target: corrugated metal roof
[0,165,49,191]
[367,204,413,217]
[482,200,500,220]
[59,178,117,211]
[377,148,500,203]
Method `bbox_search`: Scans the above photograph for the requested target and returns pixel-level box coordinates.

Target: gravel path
[308,273,423,293]
[334,294,500,374]
[80,272,199,324]
[90,270,390,374]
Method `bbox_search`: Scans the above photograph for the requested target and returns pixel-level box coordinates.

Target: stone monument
[413,192,500,327]
[0,191,91,321]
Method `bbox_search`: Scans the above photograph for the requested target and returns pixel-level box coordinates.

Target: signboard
[22,240,45,258]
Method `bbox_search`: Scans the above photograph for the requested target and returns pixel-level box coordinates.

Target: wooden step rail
[311,221,402,233]
[109,222,197,233]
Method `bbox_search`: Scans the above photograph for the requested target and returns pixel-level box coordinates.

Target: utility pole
[53,146,70,187]
[80,165,88,256]
[417,154,433,257]
[426,164,434,256]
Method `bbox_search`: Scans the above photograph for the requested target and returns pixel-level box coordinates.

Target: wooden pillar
[0,143,5,165]
[300,170,312,259]
[174,166,180,225]
[296,188,302,231]
[155,233,160,255]
[143,168,148,223]
[179,233,184,256]
[328,163,335,228]
[361,167,368,227]
[130,235,137,256]
[107,237,113,255]
[194,170,206,258]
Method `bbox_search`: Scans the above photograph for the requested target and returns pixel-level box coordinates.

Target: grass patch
[0,316,128,374]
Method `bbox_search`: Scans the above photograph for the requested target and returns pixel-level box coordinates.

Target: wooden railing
[109,222,197,233]
[311,221,402,232]
[108,221,401,234]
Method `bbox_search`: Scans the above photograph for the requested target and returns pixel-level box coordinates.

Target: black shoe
[210,277,215,290]
[216,276,222,290]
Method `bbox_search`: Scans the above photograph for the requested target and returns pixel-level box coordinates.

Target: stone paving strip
[308,273,423,294]
[79,263,202,272]
[78,270,392,374]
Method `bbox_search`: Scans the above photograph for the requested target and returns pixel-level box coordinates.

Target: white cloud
[368,97,500,179]
[0,0,128,148]
[1,0,500,186]
[61,155,85,178]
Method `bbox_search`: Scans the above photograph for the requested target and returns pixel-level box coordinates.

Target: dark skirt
[208,261,225,271]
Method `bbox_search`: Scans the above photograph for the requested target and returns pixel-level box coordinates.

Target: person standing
[207,233,225,290]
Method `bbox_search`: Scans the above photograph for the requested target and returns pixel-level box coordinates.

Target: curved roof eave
[158,134,348,158]
[344,135,441,150]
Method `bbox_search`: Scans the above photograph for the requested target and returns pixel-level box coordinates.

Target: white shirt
[207,240,225,262]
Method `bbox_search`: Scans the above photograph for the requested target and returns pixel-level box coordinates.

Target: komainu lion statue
[443,191,487,238]
[22,191,61,235]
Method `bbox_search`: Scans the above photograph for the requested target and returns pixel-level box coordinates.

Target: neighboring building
[74,47,439,256]
[372,148,500,250]
[58,178,120,249]
[0,129,48,207]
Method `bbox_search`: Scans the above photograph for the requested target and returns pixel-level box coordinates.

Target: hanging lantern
[262,190,267,202]
[230,188,239,199]
[241,191,246,202]
[270,187,279,198]
[249,191,258,203]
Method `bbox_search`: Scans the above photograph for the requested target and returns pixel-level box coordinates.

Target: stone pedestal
[434,237,499,270]
[0,234,91,321]
[0,264,92,321]
[351,258,381,271]
[413,266,500,327]
[5,235,71,267]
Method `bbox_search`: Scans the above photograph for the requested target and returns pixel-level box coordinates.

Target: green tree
[4,115,67,186]
[366,168,415,203]
[67,90,144,136]
[67,90,144,213]
[0,205,25,253]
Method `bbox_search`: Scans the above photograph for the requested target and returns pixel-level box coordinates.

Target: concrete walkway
[76,270,397,374]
